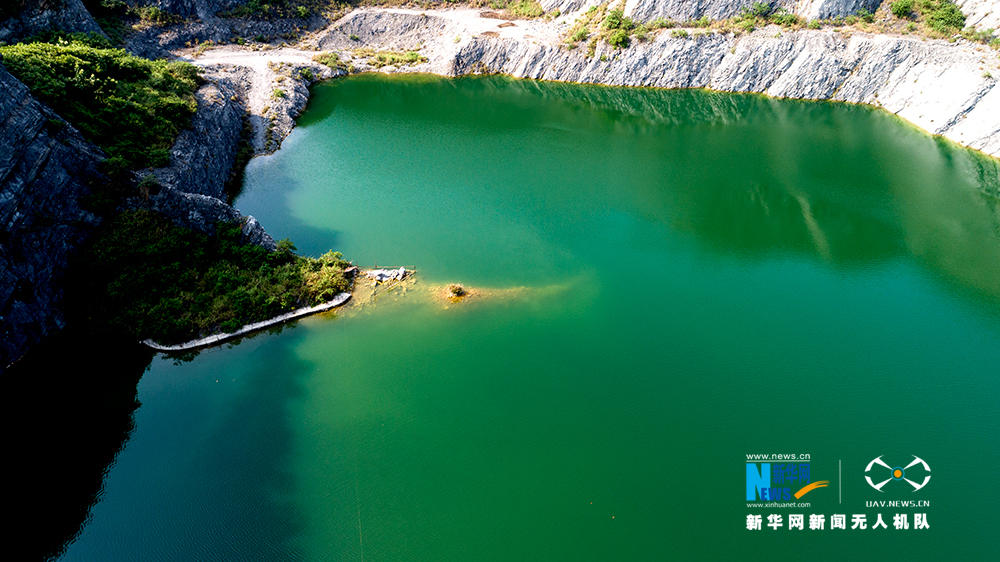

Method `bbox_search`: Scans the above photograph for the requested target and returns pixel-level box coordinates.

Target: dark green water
[59,75,1000,560]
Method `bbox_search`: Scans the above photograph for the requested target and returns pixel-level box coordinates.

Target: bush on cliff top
[0,40,199,170]
[918,0,966,34]
[67,211,352,345]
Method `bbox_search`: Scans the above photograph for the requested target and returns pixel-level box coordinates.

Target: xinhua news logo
[746,457,828,501]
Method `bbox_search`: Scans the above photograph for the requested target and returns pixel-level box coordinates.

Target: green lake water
[58,75,1000,560]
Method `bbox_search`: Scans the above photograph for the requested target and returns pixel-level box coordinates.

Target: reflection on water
[2,332,151,561]
[43,75,1000,562]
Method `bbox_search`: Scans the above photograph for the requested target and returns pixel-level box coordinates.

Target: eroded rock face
[622,0,792,22]
[546,0,882,22]
[450,28,999,156]
[149,76,246,200]
[794,0,882,20]
[0,0,106,43]
[0,62,105,371]
[316,10,455,52]
[130,0,247,20]
[125,186,276,250]
[955,0,1000,30]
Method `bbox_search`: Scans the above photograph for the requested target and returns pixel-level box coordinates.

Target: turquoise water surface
[58,75,1000,561]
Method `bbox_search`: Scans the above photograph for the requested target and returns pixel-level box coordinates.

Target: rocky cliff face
[1,61,274,371]
[956,0,1000,30]
[314,9,998,157]
[543,0,883,22]
[0,61,106,371]
[131,0,247,20]
[0,0,107,43]
[148,75,245,200]
[451,30,1000,155]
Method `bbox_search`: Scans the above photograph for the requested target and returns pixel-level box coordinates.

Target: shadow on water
[151,329,316,561]
[1,331,152,562]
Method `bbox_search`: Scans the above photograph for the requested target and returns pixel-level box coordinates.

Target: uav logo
[865,456,931,492]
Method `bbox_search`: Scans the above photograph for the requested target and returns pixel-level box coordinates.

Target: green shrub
[66,211,352,344]
[364,50,428,68]
[313,51,344,69]
[509,0,544,18]
[570,27,590,42]
[807,19,822,29]
[135,6,182,26]
[0,41,199,170]
[891,0,913,18]
[745,1,773,18]
[602,9,634,31]
[607,28,630,48]
[770,9,800,26]
[671,29,689,38]
[857,8,875,23]
[299,67,313,80]
[649,17,674,29]
[296,5,310,18]
[920,0,966,34]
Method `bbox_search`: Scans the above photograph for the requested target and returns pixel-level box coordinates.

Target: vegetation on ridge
[0,39,200,170]
[562,0,995,53]
[67,211,353,345]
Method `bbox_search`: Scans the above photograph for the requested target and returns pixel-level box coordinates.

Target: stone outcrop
[125,186,276,249]
[620,0,784,22]
[548,0,883,23]
[956,0,1000,30]
[0,0,107,43]
[125,10,331,59]
[794,0,883,20]
[148,75,245,199]
[131,0,247,20]
[0,61,105,371]
[452,29,1000,155]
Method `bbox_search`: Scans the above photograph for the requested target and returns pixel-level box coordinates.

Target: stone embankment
[142,291,352,351]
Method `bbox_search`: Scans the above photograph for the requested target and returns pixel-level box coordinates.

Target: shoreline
[176,7,1000,160]
[142,291,352,352]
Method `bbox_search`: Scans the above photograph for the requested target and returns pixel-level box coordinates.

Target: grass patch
[313,51,347,70]
[354,48,428,67]
[67,210,352,344]
[0,40,200,171]
[470,0,545,18]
